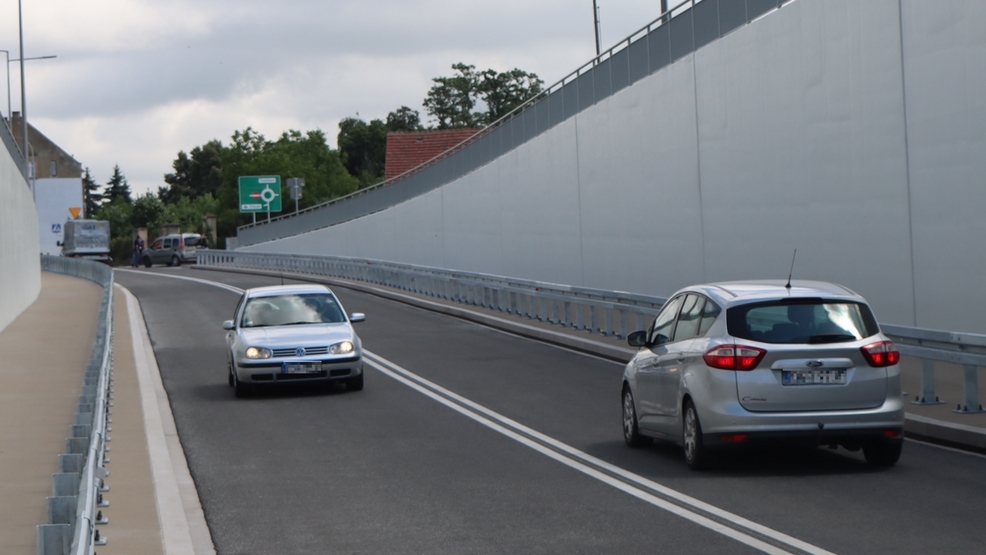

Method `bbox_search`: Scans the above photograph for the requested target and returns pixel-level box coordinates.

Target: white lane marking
[365,351,836,555]
[132,272,828,553]
[116,268,245,294]
[117,284,217,554]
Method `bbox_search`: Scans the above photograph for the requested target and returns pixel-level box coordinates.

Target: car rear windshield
[726,299,880,344]
[241,293,346,327]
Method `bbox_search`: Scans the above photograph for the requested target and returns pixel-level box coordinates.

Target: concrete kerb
[192,265,986,456]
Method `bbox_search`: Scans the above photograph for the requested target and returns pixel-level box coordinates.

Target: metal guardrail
[236,0,797,246]
[199,250,666,339]
[38,255,113,555]
[201,250,985,414]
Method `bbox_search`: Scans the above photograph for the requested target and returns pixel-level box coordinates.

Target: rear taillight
[703,345,766,371]
[861,340,900,367]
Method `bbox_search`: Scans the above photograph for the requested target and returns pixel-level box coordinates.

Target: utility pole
[592,1,601,57]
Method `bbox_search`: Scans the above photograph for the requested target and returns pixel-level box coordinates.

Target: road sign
[238,176,282,213]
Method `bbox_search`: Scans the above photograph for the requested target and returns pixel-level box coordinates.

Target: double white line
[365,351,835,555]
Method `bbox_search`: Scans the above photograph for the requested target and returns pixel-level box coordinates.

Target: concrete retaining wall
[0,123,40,333]
[243,0,986,334]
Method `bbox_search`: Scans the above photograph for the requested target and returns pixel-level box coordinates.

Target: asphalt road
[115,267,986,555]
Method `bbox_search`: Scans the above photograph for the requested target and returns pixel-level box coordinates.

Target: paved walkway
[1,268,983,554]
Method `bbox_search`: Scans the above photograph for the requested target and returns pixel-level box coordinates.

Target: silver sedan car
[622,280,904,470]
[224,284,365,397]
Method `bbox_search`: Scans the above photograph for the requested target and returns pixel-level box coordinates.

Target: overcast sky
[3,0,683,197]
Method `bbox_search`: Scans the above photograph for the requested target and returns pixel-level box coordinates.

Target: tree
[423,63,480,129]
[422,63,544,128]
[82,167,102,218]
[386,106,423,132]
[161,140,224,203]
[337,117,388,187]
[103,165,132,205]
[131,192,166,232]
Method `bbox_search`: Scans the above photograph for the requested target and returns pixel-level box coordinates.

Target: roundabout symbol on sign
[260,185,277,204]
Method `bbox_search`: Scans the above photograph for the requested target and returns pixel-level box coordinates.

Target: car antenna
[785,248,798,289]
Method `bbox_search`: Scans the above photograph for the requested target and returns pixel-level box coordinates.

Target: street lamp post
[0,50,10,124]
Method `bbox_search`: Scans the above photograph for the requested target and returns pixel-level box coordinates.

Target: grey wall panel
[648,24,672,74]
[497,121,584,284]
[563,80,579,119]
[242,0,986,334]
[578,72,595,111]
[441,164,503,274]
[902,0,986,333]
[719,0,747,36]
[593,58,613,102]
[577,62,704,295]
[523,107,538,142]
[695,0,915,327]
[629,36,650,84]
[670,10,695,62]
[610,48,631,94]
[693,0,721,49]
[747,0,780,22]
[535,96,551,134]
[549,88,565,127]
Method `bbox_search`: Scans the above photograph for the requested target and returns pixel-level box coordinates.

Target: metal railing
[200,250,985,414]
[38,255,114,555]
[199,251,666,339]
[237,0,796,247]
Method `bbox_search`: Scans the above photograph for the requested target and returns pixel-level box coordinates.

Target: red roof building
[384,129,481,181]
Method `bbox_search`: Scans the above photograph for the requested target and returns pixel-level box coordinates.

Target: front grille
[276,371,328,381]
[329,369,351,377]
[272,346,329,358]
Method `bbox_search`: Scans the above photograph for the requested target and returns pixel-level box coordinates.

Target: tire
[232,369,250,398]
[682,400,711,470]
[170,255,181,267]
[142,256,152,268]
[863,440,903,468]
[622,387,648,447]
[346,372,364,392]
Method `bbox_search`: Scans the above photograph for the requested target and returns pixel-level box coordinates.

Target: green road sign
[238,176,282,213]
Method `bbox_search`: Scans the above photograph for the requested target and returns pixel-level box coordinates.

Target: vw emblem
[295,347,306,357]
[806,360,824,368]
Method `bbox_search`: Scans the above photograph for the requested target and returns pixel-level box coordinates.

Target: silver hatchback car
[622,280,904,470]
[224,284,365,397]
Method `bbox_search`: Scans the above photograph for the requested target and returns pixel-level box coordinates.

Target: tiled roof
[384,129,481,180]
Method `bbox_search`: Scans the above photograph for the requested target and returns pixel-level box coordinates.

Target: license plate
[282,361,322,374]
[782,369,846,385]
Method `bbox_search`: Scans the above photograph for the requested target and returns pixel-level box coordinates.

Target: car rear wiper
[808,333,857,344]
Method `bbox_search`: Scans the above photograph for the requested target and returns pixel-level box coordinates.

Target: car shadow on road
[193,380,358,402]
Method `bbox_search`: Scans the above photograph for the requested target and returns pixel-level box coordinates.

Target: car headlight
[329,341,354,355]
[245,347,272,359]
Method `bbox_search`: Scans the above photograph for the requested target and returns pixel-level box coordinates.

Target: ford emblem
[295,347,306,357]
[806,360,824,368]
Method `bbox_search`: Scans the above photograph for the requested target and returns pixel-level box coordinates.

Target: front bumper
[235,355,362,384]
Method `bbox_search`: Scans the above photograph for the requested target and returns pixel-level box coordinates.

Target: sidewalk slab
[0,273,100,555]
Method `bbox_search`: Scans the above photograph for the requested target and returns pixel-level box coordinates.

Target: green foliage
[423,63,544,128]
[82,167,102,218]
[103,165,132,205]
[386,106,423,132]
[131,192,167,232]
[94,198,134,264]
[337,117,388,187]
[161,140,223,203]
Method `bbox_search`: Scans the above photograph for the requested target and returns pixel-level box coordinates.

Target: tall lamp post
[0,50,10,125]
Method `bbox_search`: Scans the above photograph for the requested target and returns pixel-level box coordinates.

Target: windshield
[241,293,346,328]
[727,299,879,344]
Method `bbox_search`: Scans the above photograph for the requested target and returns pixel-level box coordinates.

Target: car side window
[697,298,721,336]
[672,295,705,342]
[649,296,683,346]
[151,240,162,250]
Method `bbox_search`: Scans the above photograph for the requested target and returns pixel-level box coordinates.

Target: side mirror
[627,330,648,347]
[349,313,366,323]
[223,320,235,330]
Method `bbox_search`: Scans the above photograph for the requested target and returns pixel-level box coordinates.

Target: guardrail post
[911,359,944,405]
[954,364,985,414]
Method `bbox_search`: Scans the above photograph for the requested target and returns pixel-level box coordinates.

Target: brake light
[703,345,766,371]
[861,340,900,367]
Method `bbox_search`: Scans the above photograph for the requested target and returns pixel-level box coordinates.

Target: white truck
[59,220,112,265]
